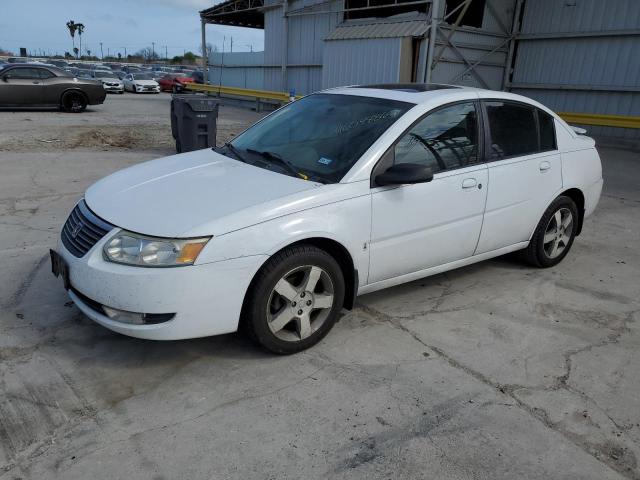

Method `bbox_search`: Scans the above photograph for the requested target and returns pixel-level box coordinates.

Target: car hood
[85,149,320,238]
[133,79,158,86]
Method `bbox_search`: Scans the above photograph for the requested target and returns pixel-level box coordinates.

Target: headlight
[104,231,210,267]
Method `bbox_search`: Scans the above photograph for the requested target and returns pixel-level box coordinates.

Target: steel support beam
[281,0,288,92]
[201,18,208,84]
[517,29,640,40]
[510,82,640,93]
[424,0,439,82]
[435,27,491,88]
[502,0,523,89]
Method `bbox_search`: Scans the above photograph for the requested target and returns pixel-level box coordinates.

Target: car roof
[324,83,546,108]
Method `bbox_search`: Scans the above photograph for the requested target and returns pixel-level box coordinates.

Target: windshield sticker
[336,109,403,134]
[318,157,333,166]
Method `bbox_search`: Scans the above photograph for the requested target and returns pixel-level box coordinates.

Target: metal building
[199,0,640,140]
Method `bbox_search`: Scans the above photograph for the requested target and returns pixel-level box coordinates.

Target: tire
[523,195,579,268]
[172,85,179,94]
[61,91,87,113]
[242,244,345,354]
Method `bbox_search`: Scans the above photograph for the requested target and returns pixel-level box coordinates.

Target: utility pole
[100,42,104,60]
[164,45,168,61]
[151,42,155,62]
[122,46,127,59]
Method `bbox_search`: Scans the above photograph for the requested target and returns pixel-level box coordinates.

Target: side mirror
[375,163,433,186]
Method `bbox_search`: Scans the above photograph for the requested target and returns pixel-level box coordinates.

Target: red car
[158,73,194,93]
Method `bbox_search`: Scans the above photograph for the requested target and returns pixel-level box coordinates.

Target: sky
[0,0,264,58]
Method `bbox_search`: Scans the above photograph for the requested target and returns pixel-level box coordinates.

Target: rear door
[0,67,44,105]
[475,99,562,254]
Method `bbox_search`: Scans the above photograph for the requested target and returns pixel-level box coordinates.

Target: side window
[38,69,55,79]
[538,109,557,151]
[393,102,479,174]
[5,68,42,80]
[485,101,537,159]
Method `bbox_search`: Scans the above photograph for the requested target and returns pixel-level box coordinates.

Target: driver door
[0,67,44,105]
[368,101,488,283]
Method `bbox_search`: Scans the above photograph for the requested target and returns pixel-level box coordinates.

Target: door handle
[32,81,40,84]
[539,161,551,172]
[462,178,477,189]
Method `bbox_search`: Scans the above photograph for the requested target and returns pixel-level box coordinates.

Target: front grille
[61,200,114,257]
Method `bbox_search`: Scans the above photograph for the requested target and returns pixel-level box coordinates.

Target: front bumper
[54,233,266,340]
[103,84,124,93]
[135,85,160,93]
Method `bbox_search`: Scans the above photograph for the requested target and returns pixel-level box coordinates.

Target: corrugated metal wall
[321,37,404,88]
[208,51,265,90]
[430,0,516,89]
[510,0,640,139]
[263,0,341,94]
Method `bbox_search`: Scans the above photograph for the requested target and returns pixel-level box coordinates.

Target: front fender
[195,194,372,287]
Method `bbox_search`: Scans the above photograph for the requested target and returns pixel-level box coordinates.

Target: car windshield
[132,73,154,80]
[230,93,411,183]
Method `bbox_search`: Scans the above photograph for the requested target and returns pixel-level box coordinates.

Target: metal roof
[325,15,430,41]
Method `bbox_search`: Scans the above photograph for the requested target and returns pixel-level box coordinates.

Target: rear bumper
[54,234,267,340]
[584,177,603,219]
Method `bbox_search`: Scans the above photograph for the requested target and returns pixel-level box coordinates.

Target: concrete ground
[0,94,639,480]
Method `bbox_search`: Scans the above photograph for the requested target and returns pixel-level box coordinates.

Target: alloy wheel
[266,265,335,342]
[543,207,573,259]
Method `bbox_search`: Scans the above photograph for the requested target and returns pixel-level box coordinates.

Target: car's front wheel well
[243,238,357,319]
[560,188,585,235]
[60,89,88,104]
[292,238,357,310]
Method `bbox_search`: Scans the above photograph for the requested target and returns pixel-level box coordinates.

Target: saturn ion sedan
[51,84,603,354]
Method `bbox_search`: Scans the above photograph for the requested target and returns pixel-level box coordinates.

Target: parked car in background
[64,67,80,77]
[123,73,160,93]
[158,73,194,93]
[121,65,142,74]
[190,70,205,84]
[50,84,602,353]
[0,63,106,112]
[92,71,124,94]
[48,60,68,68]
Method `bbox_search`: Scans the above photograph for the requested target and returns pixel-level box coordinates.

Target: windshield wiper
[246,148,309,180]
[223,142,248,163]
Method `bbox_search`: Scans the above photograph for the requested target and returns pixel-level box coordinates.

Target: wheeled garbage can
[170,94,219,153]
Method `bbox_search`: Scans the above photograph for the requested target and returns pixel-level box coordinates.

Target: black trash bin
[170,94,219,153]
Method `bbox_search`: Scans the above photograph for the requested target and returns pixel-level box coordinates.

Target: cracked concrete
[1,96,639,479]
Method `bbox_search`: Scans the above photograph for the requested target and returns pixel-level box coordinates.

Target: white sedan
[122,73,160,93]
[51,84,603,354]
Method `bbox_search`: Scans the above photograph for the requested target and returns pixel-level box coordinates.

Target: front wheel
[523,195,578,268]
[242,245,345,354]
[61,92,87,113]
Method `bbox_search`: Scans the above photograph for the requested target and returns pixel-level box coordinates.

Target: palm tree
[66,20,77,56]
[76,23,85,60]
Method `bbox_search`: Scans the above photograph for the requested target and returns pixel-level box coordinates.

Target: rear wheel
[523,195,578,268]
[242,245,345,354]
[61,92,87,113]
